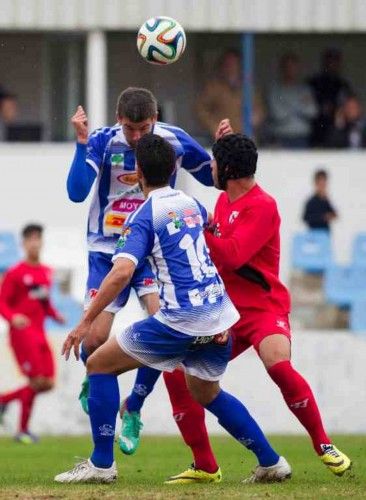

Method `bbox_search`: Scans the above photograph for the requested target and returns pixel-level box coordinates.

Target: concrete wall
[1,326,365,435]
[1,145,366,291]
[1,144,366,435]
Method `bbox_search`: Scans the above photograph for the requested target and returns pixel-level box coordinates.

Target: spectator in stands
[308,48,353,147]
[196,49,265,140]
[267,52,316,148]
[326,95,366,149]
[0,87,18,141]
[303,170,337,232]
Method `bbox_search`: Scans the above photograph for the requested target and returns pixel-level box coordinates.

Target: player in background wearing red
[0,224,64,443]
[161,134,351,482]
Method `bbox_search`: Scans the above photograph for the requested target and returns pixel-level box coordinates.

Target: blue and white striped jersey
[85,122,212,254]
[112,186,239,336]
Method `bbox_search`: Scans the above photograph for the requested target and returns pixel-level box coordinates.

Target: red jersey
[0,261,60,337]
[204,184,291,314]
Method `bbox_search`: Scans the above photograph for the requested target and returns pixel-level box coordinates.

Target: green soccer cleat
[78,375,89,415]
[118,401,143,455]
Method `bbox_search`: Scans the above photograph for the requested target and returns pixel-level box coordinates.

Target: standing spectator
[309,49,353,147]
[326,95,366,149]
[267,53,316,148]
[303,170,337,232]
[196,49,265,140]
[0,87,18,141]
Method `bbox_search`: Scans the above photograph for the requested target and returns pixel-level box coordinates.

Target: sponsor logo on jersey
[111,153,124,168]
[168,211,184,229]
[117,172,138,185]
[183,208,203,228]
[276,319,288,330]
[112,198,144,214]
[229,211,239,224]
[105,213,126,229]
[29,285,49,300]
[89,288,98,299]
[23,274,33,285]
[143,277,155,287]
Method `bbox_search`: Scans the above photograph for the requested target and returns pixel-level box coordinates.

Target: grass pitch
[0,435,365,499]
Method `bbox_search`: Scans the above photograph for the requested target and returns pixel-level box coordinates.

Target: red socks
[163,370,219,473]
[0,385,36,433]
[268,360,331,454]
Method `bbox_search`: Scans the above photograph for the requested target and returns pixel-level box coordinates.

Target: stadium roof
[1,0,366,32]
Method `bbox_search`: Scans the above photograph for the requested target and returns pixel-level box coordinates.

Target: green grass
[0,435,365,499]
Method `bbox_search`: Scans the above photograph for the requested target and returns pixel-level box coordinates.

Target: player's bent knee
[84,333,109,354]
[29,377,54,392]
[186,375,220,406]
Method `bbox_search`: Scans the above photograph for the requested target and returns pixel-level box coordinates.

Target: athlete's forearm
[83,266,132,324]
[67,143,97,202]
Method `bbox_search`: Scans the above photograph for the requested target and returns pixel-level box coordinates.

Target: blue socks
[127,367,161,412]
[88,374,120,468]
[206,390,279,467]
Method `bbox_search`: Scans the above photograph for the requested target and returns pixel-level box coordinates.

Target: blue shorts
[116,316,232,381]
[84,251,158,314]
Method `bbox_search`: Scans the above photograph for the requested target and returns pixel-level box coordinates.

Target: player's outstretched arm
[62,258,135,360]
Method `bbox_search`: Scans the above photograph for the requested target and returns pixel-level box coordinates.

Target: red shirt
[0,261,59,337]
[204,184,291,314]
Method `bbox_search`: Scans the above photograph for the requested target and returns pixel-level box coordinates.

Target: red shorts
[10,333,55,379]
[230,309,291,360]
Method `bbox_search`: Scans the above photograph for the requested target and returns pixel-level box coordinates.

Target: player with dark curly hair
[121,133,351,483]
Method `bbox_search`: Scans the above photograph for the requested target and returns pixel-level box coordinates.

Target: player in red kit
[121,133,351,483]
[0,224,64,443]
[161,134,351,482]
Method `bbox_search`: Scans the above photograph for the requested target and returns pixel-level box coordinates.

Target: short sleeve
[194,198,208,225]
[86,129,106,172]
[112,213,154,267]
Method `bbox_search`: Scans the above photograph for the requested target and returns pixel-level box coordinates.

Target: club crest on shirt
[229,211,239,224]
[117,226,132,248]
[166,211,185,235]
[111,153,124,168]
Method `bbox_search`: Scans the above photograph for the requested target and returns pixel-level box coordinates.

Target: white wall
[1,326,366,435]
[1,145,366,289]
[1,144,366,434]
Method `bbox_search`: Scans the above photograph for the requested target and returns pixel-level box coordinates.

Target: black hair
[22,223,43,239]
[212,134,258,189]
[136,134,176,187]
[116,87,158,122]
[314,169,328,182]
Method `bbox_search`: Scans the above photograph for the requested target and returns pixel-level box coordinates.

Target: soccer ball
[137,16,186,65]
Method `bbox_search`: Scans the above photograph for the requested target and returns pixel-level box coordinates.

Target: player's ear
[136,164,143,180]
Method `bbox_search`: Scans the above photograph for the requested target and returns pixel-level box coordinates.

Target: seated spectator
[308,48,353,147]
[303,170,337,232]
[0,87,18,141]
[267,53,316,148]
[196,49,265,140]
[326,95,366,149]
